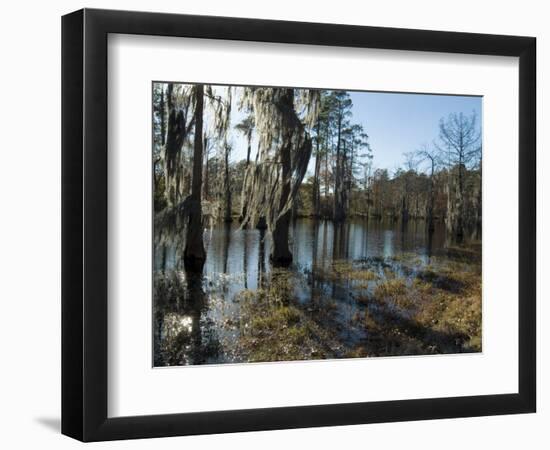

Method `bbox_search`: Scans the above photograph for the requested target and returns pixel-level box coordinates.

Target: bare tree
[415,143,440,232]
[398,152,419,223]
[436,111,481,241]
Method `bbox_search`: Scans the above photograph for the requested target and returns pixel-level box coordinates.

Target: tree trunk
[270,90,294,266]
[333,108,343,221]
[312,119,322,217]
[346,141,354,216]
[427,159,435,232]
[324,137,329,215]
[401,174,409,223]
[246,129,252,165]
[239,132,253,224]
[365,182,370,219]
[401,194,409,223]
[184,84,206,272]
[224,142,232,222]
[313,154,321,217]
[164,83,184,208]
[340,141,349,219]
[160,87,166,146]
[456,159,465,242]
[476,163,482,239]
[202,134,209,200]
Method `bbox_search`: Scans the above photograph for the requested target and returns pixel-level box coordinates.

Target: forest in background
[153,83,482,271]
[152,82,483,365]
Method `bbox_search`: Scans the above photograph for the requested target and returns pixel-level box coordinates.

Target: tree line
[153,83,481,271]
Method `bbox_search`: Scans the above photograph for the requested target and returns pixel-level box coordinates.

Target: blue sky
[348,91,482,171]
[222,88,482,175]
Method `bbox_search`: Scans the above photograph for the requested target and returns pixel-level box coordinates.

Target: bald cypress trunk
[270,89,294,266]
[270,139,293,265]
[184,84,206,272]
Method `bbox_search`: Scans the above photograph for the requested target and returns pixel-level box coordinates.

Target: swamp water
[153,218,481,366]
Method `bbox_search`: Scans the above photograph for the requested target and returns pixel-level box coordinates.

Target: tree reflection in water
[153,218,481,366]
[154,270,220,366]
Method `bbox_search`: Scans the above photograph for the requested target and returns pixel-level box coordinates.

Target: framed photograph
[62,8,536,442]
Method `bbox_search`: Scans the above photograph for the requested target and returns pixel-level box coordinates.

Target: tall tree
[235,115,255,165]
[355,127,374,217]
[437,111,481,241]
[159,86,166,146]
[312,115,323,217]
[330,91,353,222]
[473,146,482,239]
[239,87,319,265]
[202,132,214,200]
[223,140,232,222]
[183,84,207,271]
[163,83,194,207]
[311,90,331,217]
[152,83,167,207]
[342,123,370,217]
[235,115,255,222]
[416,143,440,232]
[399,152,419,223]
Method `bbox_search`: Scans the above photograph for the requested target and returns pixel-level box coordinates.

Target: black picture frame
[62,8,536,442]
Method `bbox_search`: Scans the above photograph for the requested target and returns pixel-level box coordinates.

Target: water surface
[153,218,464,366]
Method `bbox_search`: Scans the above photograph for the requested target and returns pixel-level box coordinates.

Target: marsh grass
[302,241,483,357]
[234,270,339,362]
[356,250,482,356]
[154,242,481,365]
[313,260,379,283]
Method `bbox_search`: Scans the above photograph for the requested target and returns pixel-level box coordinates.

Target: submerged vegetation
[152,81,482,366]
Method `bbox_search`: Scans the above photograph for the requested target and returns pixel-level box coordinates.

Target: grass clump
[414,271,481,352]
[368,278,417,310]
[239,302,331,362]
[315,260,378,284]
[374,279,407,299]
[416,265,473,293]
[356,248,482,356]
[235,270,337,362]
